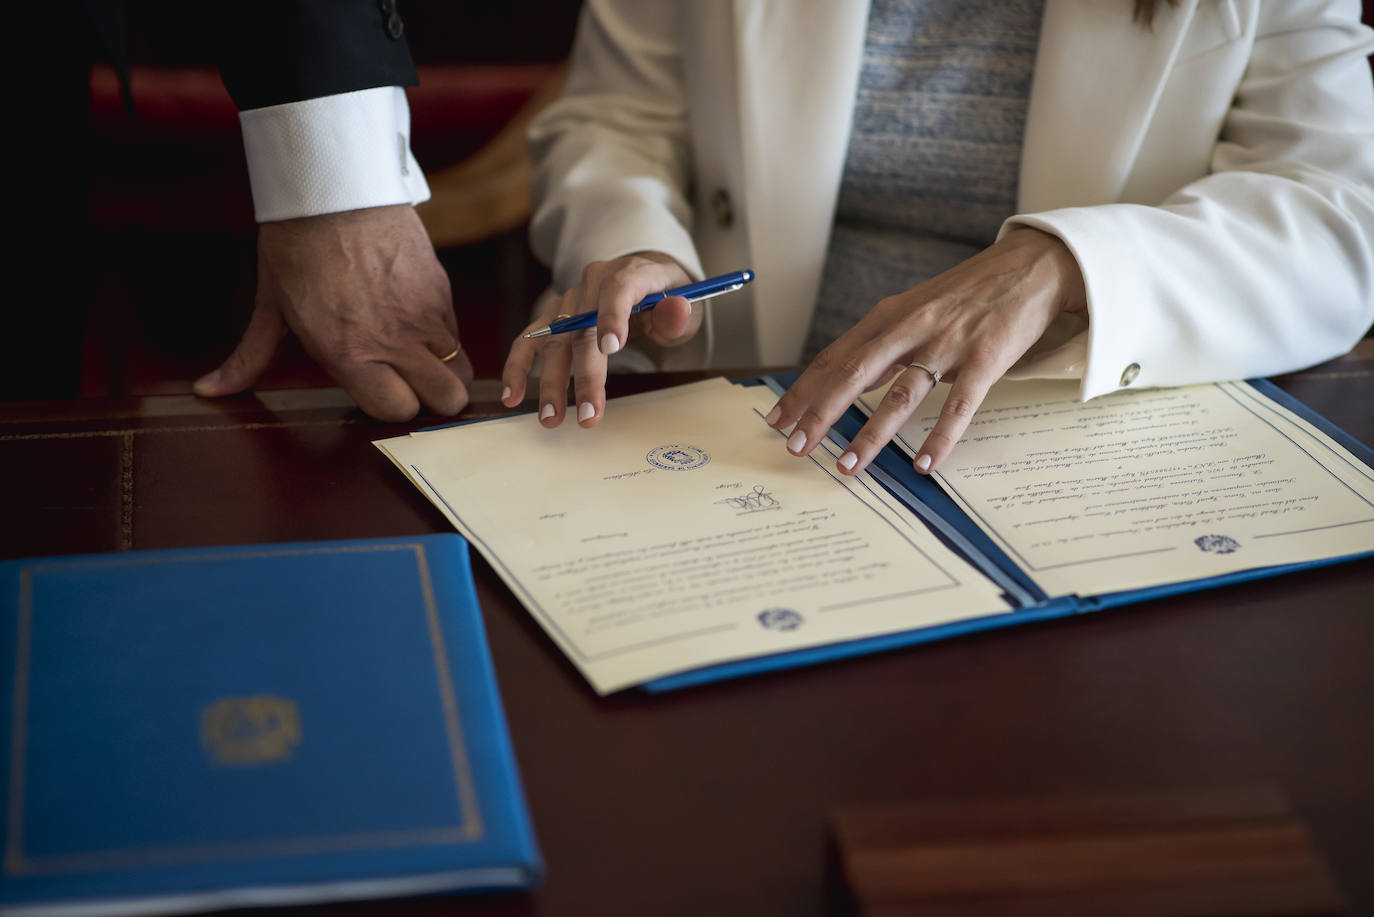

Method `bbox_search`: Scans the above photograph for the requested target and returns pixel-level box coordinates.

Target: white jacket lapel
[732,0,870,365]
[1019,0,1200,212]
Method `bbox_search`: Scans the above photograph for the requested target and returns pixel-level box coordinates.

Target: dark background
[70,1,1374,398]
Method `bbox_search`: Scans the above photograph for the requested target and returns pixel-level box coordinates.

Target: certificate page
[377,379,1009,694]
[862,379,1374,597]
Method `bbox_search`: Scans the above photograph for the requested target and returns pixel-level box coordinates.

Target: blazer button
[378,0,403,38]
[710,188,734,228]
[1119,362,1141,386]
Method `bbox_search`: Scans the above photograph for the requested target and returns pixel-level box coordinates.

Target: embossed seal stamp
[201,696,301,766]
[757,608,804,631]
[1194,534,1241,554]
[646,443,711,471]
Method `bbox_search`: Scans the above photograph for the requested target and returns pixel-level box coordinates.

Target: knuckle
[835,354,869,387]
[941,395,979,421]
[850,429,885,454]
[924,429,957,451]
[810,346,836,373]
[798,408,828,430]
[580,261,605,284]
[882,380,921,411]
[966,341,1001,368]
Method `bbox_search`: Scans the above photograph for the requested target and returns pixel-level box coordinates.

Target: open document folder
[375,376,1374,695]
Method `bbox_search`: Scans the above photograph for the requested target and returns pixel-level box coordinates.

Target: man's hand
[194,204,473,422]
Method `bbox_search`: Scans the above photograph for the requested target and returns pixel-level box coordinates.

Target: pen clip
[685,283,744,304]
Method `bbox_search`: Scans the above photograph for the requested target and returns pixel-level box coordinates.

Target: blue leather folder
[0,534,541,916]
[640,376,1374,692]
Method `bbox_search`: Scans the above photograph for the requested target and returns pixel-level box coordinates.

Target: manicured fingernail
[501,385,512,403]
[600,332,621,355]
[915,453,932,472]
[578,402,595,422]
[838,451,858,471]
[765,405,781,425]
[787,429,807,454]
[540,404,555,421]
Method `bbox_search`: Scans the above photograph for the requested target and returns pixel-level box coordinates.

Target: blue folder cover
[641,375,1374,692]
[0,535,541,916]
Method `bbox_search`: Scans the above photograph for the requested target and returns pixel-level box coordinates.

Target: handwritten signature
[715,484,780,514]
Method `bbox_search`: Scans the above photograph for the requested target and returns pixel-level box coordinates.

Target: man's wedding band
[908,362,942,384]
[439,346,462,363]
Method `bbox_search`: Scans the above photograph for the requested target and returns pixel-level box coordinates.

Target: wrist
[1005,227,1088,317]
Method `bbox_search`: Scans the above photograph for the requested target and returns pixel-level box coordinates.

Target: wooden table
[3,344,1372,915]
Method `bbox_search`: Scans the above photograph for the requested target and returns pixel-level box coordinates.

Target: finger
[444,345,475,389]
[643,296,694,346]
[330,360,422,423]
[537,289,582,427]
[570,326,606,427]
[503,322,544,407]
[862,363,907,394]
[390,347,471,417]
[833,364,937,475]
[595,261,682,356]
[912,370,998,474]
[763,317,885,432]
[769,329,903,459]
[538,336,573,427]
[193,302,286,397]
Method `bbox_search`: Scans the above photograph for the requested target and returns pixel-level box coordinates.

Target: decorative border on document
[929,381,1374,575]
[413,407,971,665]
[5,543,484,877]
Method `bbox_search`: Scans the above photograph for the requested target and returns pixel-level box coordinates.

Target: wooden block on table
[829,787,1345,916]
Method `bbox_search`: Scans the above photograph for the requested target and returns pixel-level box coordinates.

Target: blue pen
[523,269,755,338]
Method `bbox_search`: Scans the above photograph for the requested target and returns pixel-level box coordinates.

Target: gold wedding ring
[907,361,943,384]
[555,313,573,319]
[438,346,462,363]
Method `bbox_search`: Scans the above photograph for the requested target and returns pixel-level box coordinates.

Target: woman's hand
[766,227,1087,474]
[502,252,698,427]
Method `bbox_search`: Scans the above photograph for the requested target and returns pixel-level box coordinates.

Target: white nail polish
[765,405,781,425]
[578,402,595,422]
[540,404,555,421]
[838,451,858,471]
[600,332,621,355]
[915,453,932,472]
[501,386,512,403]
[787,429,807,453]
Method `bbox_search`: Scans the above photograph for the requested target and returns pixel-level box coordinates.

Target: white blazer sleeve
[1007,0,1374,400]
[526,0,705,293]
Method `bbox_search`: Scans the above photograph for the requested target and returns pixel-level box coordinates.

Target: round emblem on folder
[201,696,301,766]
[647,444,711,471]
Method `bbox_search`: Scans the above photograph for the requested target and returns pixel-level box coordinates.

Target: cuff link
[1119,362,1141,386]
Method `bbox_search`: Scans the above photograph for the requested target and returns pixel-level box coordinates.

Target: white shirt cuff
[239,86,431,223]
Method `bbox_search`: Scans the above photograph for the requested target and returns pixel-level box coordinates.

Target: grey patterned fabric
[805,0,1045,358]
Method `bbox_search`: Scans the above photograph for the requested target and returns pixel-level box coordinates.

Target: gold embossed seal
[201,696,301,765]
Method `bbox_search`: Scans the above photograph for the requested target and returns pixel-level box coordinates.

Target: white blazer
[527,0,1374,400]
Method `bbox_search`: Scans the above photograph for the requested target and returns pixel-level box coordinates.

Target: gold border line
[416,547,484,841]
[5,543,484,876]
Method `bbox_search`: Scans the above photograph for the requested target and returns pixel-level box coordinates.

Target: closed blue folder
[0,535,541,916]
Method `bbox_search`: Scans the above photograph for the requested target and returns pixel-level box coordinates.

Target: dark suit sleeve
[216,0,419,110]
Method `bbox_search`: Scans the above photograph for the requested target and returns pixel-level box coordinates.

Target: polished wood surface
[2,344,1372,916]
